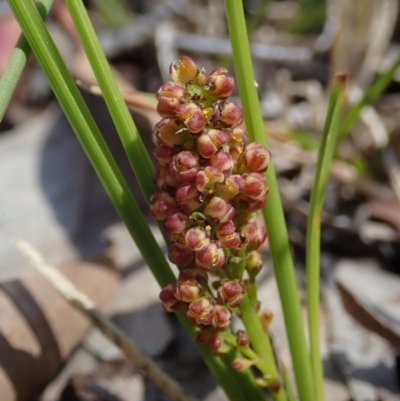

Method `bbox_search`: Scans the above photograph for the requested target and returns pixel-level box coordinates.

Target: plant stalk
[223,1,316,400]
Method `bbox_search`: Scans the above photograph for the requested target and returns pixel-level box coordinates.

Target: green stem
[0,0,55,122]
[224,1,316,400]
[64,0,156,202]
[306,75,346,401]
[239,294,286,401]
[339,58,400,138]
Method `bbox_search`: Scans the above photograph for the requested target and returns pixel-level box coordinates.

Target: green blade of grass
[64,0,156,203]
[224,1,316,400]
[339,58,400,139]
[0,0,55,122]
[306,74,346,401]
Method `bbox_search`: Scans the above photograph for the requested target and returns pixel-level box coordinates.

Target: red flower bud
[153,118,188,147]
[168,242,194,266]
[156,81,187,114]
[215,175,246,201]
[178,268,208,287]
[228,127,249,161]
[217,280,244,308]
[216,221,241,249]
[174,278,202,303]
[154,167,180,191]
[185,227,210,251]
[176,103,205,133]
[196,167,225,193]
[242,173,268,200]
[195,241,225,269]
[231,358,256,372]
[187,297,214,326]
[207,67,235,99]
[204,196,235,224]
[169,151,200,183]
[240,222,267,251]
[159,284,180,312]
[239,142,271,173]
[153,145,179,166]
[170,56,198,84]
[236,330,250,348]
[212,304,231,329]
[176,183,203,214]
[150,192,178,220]
[197,129,229,158]
[195,67,208,85]
[219,102,244,128]
[210,151,235,175]
[165,212,192,235]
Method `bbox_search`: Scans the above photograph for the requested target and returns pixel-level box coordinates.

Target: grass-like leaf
[224,1,316,400]
[306,74,346,401]
[0,0,55,122]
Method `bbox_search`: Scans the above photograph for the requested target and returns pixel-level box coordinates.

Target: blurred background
[0,0,400,400]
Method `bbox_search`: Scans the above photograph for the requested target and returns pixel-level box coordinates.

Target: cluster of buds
[152,57,271,351]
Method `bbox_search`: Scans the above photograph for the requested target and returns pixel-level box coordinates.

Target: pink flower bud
[176,183,203,214]
[196,129,229,158]
[228,127,249,161]
[159,284,180,312]
[219,102,244,128]
[187,297,214,326]
[212,304,231,329]
[236,330,250,348]
[217,280,245,308]
[210,151,235,175]
[175,103,205,133]
[195,241,225,269]
[196,167,224,193]
[153,118,188,147]
[169,56,198,84]
[195,67,208,86]
[240,222,267,251]
[235,196,266,213]
[168,242,194,266]
[169,151,200,183]
[185,227,210,251]
[156,81,187,114]
[153,145,179,166]
[174,278,202,303]
[242,173,268,200]
[231,358,256,372]
[207,67,235,99]
[215,175,246,201]
[178,268,208,287]
[216,221,241,249]
[154,167,180,191]
[239,142,271,173]
[150,192,178,220]
[246,250,264,277]
[204,196,235,224]
[165,212,192,235]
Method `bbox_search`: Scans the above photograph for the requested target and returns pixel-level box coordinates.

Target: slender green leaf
[339,58,400,139]
[224,2,316,401]
[0,0,55,122]
[306,74,346,401]
[64,0,156,203]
